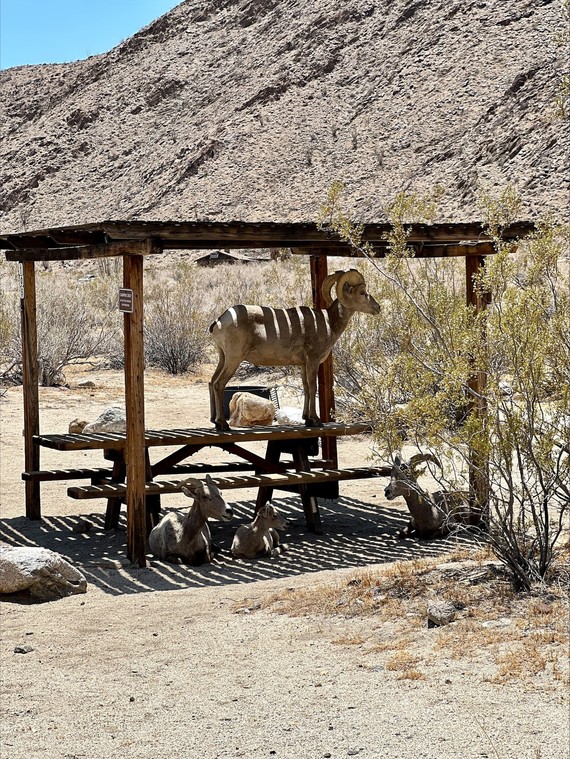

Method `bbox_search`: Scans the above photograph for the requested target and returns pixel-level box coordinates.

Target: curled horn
[181,477,203,496]
[336,269,366,307]
[182,477,202,488]
[321,270,344,306]
[409,453,442,471]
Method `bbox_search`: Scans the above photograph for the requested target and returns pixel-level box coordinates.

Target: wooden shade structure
[1,219,535,566]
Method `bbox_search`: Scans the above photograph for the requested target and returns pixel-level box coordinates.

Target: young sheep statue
[148,475,233,564]
[231,502,289,559]
[229,391,275,427]
[384,454,481,539]
[209,268,380,430]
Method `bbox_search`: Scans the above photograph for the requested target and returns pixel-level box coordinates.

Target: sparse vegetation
[240,550,569,687]
[319,183,570,591]
[0,255,312,383]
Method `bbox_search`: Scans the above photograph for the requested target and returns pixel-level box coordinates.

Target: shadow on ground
[0,496,481,596]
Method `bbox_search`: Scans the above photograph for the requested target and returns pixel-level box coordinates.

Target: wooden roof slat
[1,220,537,260]
[5,239,163,263]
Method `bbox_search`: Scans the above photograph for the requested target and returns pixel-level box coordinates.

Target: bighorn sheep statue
[384,454,481,539]
[148,475,233,564]
[229,391,276,427]
[231,502,289,559]
[209,269,380,430]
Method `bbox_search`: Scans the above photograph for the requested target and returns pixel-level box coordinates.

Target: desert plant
[319,183,569,590]
[144,287,209,374]
[2,267,116,386]
[35,272,116,385]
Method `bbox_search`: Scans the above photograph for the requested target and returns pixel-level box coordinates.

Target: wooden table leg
[255,439,281,513]
[104,451,126,530]
[292,446,323,535]
[145,449,161,534]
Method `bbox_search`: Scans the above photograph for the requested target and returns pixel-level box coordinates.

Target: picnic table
[25,422,390,535]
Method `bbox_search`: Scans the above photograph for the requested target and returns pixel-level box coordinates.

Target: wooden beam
[123,252,148,567]
[466,255,492,517]
[20,262,41,519]
[310,254,339,482]
[93,220,533,245]
[6,239,162,262]
[293,242,497,258]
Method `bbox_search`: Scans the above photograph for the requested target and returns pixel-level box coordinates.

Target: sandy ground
[0,366,568,759]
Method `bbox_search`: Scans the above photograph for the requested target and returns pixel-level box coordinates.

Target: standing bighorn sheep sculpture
[385,454,481,539]
[149,475,233,564]
[209,269,380,430]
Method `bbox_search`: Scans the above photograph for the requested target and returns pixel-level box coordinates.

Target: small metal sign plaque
[118,288,134,313]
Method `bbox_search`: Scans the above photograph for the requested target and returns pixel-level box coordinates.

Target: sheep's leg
[397,518,414,540]
[303,361,322,427]
[210,352,242,430]
[209,349,227,425]
[300,365,310,421]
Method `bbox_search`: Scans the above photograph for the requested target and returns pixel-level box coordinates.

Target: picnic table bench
[26,422,389,534]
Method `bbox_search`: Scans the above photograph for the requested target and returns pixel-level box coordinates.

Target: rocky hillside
[0,0,567,233]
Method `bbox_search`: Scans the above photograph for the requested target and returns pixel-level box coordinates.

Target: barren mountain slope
[0,0,568,233]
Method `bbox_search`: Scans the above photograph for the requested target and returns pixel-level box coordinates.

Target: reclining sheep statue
[384,454,482,539]
[148,475,233,564]
[209,269,380,430]
[231,502,288,559]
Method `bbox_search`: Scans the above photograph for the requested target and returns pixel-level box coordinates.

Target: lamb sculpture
[209,269,380,430]
[229,391,275,427]
[231,502,288,559]
[148,475,233,564]
[384,454,481,539]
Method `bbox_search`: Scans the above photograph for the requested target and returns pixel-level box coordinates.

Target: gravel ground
[1,370,568,759]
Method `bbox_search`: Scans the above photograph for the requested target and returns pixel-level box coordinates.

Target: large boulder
[0,547,87,602]
[82,406,126,434]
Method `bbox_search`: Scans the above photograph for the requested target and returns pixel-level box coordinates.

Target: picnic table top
[33,422,372,451]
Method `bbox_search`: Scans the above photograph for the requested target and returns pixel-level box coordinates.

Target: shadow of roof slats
[0,496,480,598]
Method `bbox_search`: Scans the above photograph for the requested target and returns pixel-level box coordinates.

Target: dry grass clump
[236,547,569,687]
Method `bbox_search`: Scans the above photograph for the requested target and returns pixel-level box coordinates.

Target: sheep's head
[321,269,380,315]
[384,453,441,500]
[181,474,233,522]
[255,502,289,531]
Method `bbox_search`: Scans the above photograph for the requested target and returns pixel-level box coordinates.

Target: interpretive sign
[118,288,134,313]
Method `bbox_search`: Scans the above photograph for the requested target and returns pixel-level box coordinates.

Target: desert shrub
[2,267,117,386]
[34,271,116,385]
[144,287,209,374]
[0,261,19,367]
[321,184,570,590]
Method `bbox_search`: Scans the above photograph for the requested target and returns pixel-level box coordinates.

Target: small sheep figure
[231,502,288,559]
[229,391,275,427]
[149,475,233,564]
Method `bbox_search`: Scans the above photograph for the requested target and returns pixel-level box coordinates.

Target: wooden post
[123,253,147,566]
[466,254,491,517]
[20,262,41,519]
[310,254,339,498]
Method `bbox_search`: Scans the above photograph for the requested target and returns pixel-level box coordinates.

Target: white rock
[427,600,457,627]
[83,406,126,434]
[275,406,304,425]
[0,547,87,602]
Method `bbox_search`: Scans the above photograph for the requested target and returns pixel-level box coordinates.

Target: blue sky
[0,0,181,70]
